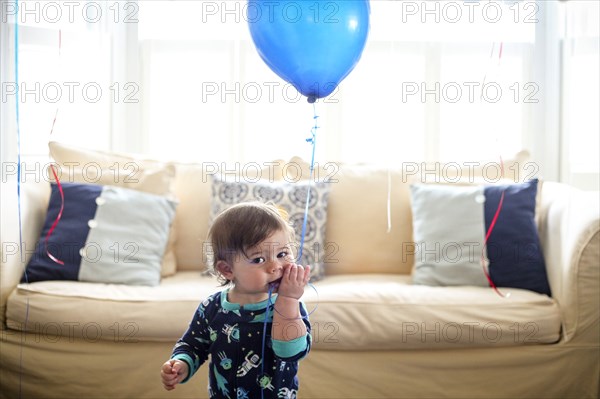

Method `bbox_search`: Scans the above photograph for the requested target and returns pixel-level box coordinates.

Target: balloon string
[44,30,64,265]
[14,1,22,266]
[266,103,321,381]
[258,284,316,399]
[269,282,319,319]
[278,101,320,315]
[481,192,506,297]
[481,157,509,298]
[478,42,509,298]
[481,41,503,100]
[45,165,65,265]
[260,285,274,399]
[263,282,316,396]
[297,103,318,263]
[14,4,28,399]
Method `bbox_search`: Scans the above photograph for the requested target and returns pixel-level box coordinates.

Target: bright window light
[137,0,536,164]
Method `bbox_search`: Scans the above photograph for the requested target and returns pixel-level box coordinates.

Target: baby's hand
[161,359,188,391]
[277,264,310,300]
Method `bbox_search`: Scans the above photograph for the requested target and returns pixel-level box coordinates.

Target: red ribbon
[44,30,64,266]
[481,156,509,298]
[481,191,506,297]
[45,164,65,265]
[478,42,509,298]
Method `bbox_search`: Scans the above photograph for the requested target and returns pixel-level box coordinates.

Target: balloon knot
[307,96,316,104]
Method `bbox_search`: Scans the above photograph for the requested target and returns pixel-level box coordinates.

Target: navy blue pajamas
[171,290,311,399]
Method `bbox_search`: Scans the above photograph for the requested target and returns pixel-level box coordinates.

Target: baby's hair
[207,201,295,285]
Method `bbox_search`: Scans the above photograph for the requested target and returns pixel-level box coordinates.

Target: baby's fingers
[302,265,311,284]
[161,361,174,374]
[171,362,183,375]
[161,372,177,386]
[163,382,177,391]
[286,263,299,280]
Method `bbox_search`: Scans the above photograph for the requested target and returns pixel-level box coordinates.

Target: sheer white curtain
[0,0,132,164]
[3,1,598,189]
[137,0,537,166]
[559,0,600,190]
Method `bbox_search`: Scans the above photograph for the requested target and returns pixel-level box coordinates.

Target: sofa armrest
[0,179,50,326]
[538,182,599,344]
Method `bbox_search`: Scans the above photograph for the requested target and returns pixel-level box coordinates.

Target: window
[1,0,118,164]
[137,0,537,166]
[2,0,598,189]
[560,0,600,190]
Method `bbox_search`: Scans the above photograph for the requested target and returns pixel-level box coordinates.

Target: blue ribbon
[262,103,320,393]
[14,1,22,262]
[297,103,319,263]
[13,4,29,399]
[260,284,275,399]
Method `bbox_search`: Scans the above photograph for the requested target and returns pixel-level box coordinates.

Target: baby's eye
[250,257,265,264]
[277,251,290,259]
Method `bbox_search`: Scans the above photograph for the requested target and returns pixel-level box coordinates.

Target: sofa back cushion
[170,163,211,271]
[325,164,414,275]
[46,142,533,278]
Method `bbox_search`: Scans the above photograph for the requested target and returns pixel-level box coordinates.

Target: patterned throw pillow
[209,175,331,280]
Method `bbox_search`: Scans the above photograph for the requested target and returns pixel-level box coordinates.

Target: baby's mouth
[269,278,282,290]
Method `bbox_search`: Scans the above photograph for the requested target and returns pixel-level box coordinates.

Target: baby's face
[230,229,294,297]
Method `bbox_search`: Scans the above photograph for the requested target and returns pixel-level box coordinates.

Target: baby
[160,202,311,398]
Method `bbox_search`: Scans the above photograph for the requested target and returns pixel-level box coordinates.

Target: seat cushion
[6,274,561,349]
[308,275,561,349]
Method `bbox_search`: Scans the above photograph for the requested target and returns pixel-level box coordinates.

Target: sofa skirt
[1,330,598,399]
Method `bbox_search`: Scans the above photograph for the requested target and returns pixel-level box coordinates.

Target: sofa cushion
[410,179,551,296]
[324,164,415,276]
[48,141,179,277]
[6,274,561,349]
[410,184,489,287]
[209,175,332,280]
[22,183,177,286]
[309,275,560,350]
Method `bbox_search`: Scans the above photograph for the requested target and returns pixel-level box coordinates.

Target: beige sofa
[1,143,598,399]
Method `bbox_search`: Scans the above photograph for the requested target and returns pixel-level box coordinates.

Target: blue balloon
[248,0,370,103]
